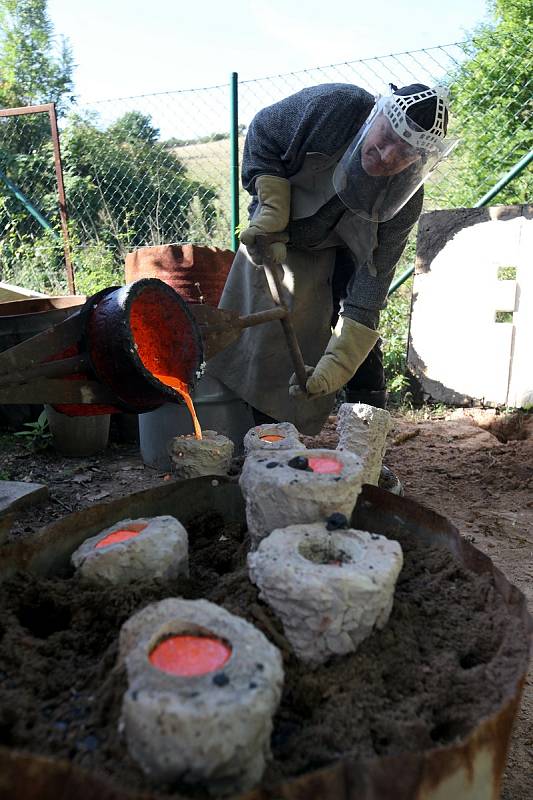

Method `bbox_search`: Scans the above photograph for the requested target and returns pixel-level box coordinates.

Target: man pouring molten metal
[207,83,457,434]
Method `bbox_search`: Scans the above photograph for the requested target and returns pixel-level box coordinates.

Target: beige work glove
[240,175,290,264]
[289,317,379,398]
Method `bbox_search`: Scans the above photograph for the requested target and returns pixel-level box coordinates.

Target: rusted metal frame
[0,354,89,387]
[0,103,76,295]
[0,103,53,117]
[191,305,287,331]
[0,311,84,376]
[48,103,75,295]
[0,377,116,404]
[190,304,288,359]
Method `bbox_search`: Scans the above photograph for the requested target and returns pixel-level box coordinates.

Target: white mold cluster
[119,598,283,795]
[243,422,303,455]
[336,403,392,485]
[71,516,188,585]
[169,429,234,478]
[248,522,403,664]
[239,448,364,548]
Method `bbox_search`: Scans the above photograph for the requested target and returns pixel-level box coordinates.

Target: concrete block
[0,481,48,518]
[409,205,533,407]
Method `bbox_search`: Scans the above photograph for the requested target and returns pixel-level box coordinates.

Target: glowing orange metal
[260,434,284,442]
[152,373,202,440]
[96,522,148,549]
[150,635,232,676]
[308,456,343,475]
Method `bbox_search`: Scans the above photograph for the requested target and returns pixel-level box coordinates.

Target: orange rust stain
[152,373,202,440]
[308,456,343,475]
[260,434,284,442]
[150,635,232,677]
[96,523,148,549]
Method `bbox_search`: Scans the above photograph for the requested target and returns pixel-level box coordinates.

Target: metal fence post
[230,72,240,252]
[48,103,75,294]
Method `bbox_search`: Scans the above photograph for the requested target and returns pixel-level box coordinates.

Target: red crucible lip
[149,635,232,677]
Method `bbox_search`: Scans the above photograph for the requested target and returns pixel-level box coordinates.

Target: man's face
[361,114,421,176]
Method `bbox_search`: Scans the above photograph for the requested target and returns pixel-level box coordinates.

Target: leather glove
[290,317,379,398]
[288,365,315,399]
[240,175,290,264]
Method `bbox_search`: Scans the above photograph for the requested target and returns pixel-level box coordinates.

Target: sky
[47,0,491,102]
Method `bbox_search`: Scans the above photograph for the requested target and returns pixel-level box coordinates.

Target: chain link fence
[0,37,531,294]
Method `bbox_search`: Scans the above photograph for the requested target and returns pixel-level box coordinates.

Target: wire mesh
[0,37,531,294]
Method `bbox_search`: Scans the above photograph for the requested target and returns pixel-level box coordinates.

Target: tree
[60,111,217,255]
[108,111,160,146]
[0,0,74,112]
[435,0,532,207]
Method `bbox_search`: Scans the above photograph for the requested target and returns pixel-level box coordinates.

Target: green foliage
[0,228,67,293]
[165,124,246,148]
[59,111,218,254]
[108,111,160,146]
[381,279,412,402]
[14,410,52,451]
[70,239,123,295]
[439,0,532,207]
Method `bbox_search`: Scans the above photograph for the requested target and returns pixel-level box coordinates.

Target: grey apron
[207,152,378,435]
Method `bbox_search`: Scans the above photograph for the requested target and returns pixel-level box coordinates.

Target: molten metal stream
[150,635,232,676]
[153,374,202,440]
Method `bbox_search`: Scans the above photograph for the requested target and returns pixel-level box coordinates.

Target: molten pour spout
[152,374,203,440]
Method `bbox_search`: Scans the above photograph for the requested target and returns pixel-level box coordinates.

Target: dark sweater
[242,83,423,328]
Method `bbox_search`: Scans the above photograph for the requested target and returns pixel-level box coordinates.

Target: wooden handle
[263,262,308,392]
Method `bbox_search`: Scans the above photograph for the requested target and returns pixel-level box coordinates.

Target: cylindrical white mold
[119,598,283,794]
[336,403,392,485]
[248,522,403,664]
[243,422,303,455]
[71,516,188,584]
[239,448,364,548]
[169,429,234,478]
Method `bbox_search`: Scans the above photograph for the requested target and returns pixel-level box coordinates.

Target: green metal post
[473,149,533,208]
[0,165,58,237]
[388,148,533,296]
[230,72,240,252]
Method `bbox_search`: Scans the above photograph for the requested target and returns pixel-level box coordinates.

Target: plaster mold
[169,429,234,478]
[336,403,392,486]
[239,448,364,548]
[248,522,403,664]
[243,422,303,455]
[119,598,283,794]
[71,516,188,585]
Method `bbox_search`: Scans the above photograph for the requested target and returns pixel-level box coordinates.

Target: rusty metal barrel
[125,243,234,307]
[0,483,530,800]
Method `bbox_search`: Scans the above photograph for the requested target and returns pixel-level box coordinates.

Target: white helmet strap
[381,86,450,153]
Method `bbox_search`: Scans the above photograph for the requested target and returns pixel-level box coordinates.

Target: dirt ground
[0,407,532,798]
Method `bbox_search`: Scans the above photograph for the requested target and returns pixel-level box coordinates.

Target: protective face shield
[333,86,458,222]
